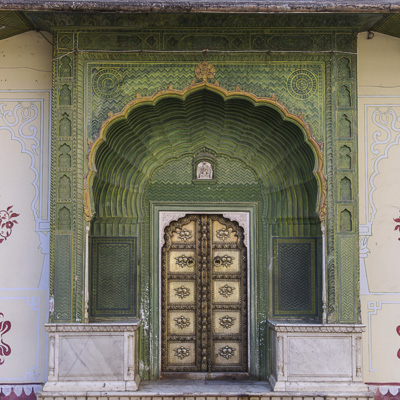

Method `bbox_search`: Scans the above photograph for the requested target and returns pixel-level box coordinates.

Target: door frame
[150,202,259,379]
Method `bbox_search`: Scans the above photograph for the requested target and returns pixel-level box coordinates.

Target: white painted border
[358,96,400,296]
[367,300,400,373]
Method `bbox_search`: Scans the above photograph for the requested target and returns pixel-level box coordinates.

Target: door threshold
[160,372,250,381]
[137,379,272,395]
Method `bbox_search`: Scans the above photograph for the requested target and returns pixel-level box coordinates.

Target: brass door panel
[162,214,247,374]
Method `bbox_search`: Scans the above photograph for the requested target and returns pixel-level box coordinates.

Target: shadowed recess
[90,87,320,226]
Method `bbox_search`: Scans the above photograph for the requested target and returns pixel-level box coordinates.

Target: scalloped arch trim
[85,82,326,223]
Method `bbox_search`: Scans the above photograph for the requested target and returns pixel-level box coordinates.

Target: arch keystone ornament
[195,61,216,82]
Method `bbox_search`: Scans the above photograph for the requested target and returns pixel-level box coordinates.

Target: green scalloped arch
[88,84,324,224]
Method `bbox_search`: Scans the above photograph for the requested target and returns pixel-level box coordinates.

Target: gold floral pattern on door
[162,214,248,374]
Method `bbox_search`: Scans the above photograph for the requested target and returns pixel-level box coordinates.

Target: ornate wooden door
[161,214,248,375]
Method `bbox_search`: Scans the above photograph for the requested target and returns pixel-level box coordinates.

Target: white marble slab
[59,335,124,380]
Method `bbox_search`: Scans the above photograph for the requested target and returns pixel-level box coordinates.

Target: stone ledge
[268,321,366,334]
[37,393,375,400]
[45,322,141,333]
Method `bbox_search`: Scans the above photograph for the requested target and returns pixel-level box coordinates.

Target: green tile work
[54,235,71,321]
[339,236,356,322]
[91,237,137,318]
[273,238,318,317]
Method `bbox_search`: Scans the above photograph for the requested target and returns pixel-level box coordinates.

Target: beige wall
[0,31,51,388]
[1,27,399,389]
[358,31,400,384]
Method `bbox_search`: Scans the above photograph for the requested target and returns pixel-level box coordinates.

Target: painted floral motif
[394,213,400,240]
[216,227,230,241]
[219,315,236,329]
[397,325,400,359]
[0,206,19,244]
[174,254,195,268]
[218,284,235,298]
[176,228,193,242]
[214,254,234,268]
[174,286,191,299]
[174,346,190,359]
[219,345,236,360]
[174,315,191,329]
[0,313,11,365]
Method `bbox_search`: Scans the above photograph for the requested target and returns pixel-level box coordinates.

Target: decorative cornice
[45,322,141,333]
[268,321,366,333]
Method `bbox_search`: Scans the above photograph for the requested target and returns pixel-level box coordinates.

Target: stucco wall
[358,31,400,384]
[0,30,52,393]
[1,26,400,391]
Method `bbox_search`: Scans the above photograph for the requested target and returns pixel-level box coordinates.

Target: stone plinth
[268,321,367,392]
[42,322,141,392]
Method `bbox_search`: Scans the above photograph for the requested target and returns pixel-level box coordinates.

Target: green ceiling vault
[48,13,359,380]
[88,84,323,225]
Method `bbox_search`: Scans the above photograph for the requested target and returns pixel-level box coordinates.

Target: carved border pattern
[45,322,140,333]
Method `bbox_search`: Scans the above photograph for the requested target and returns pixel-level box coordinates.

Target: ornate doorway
[161,214,248,376]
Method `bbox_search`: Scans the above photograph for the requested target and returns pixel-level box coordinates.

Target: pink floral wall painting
[397,325,400,359]
[0,313,11,364]
[0,205,19,243]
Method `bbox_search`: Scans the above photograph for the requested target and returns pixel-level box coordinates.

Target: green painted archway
[86,82,325,380]
[86,82,325,224]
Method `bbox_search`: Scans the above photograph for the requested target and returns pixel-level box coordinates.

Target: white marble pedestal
[42,322,141,392]
[268,321,367,392]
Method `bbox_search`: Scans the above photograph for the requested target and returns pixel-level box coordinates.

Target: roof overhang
[0,0,400,13]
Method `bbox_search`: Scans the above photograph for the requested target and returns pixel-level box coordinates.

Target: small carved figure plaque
[196,161,213,179]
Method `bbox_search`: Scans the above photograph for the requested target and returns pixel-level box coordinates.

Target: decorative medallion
[287,69,317,100]
[195,62,215,82]
[218,284,235,298]
[176,228,193,242]
[174,346,190,359]
[174,315,191,329]
[0,313,11,365]
[216,227,230,241]
[175,254,195,268]
[174,286,191,299]
[93,68,122,99]
[219,315,236,329]
[219,345,236,360]
[0,205,19,244]
[214,255,234,268]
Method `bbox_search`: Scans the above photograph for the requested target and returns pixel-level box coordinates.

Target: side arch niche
[85,82,326,380]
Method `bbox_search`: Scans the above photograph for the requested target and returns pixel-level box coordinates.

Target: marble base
[42,322,141,392]
[268,321,368,393]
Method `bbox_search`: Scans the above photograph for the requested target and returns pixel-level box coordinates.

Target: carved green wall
[48,13,359,380]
